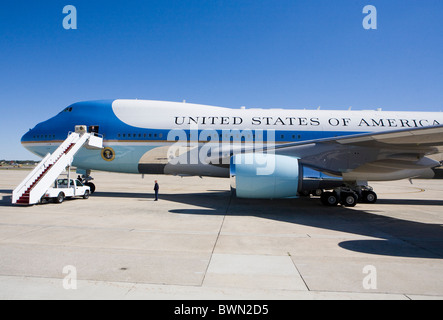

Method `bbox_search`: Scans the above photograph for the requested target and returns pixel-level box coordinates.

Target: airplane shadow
[93,190,443,259]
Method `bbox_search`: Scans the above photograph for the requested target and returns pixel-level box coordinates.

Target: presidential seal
[101,147,115,161]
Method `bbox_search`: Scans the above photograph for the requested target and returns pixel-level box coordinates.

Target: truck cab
[44,178,91,203]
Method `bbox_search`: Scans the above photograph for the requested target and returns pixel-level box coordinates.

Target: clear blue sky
[1,0,442,160]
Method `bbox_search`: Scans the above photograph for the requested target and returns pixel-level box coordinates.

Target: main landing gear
[320,185,377,207]
[77,171,96,194]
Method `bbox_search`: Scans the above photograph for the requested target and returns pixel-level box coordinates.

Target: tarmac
[1,169,443,300]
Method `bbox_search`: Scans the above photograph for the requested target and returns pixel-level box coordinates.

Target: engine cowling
[230,154,343,199]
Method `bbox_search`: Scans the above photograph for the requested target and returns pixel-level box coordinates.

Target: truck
[43,178,91,203]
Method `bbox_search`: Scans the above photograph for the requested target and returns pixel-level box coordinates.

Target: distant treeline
[0,160,39,165]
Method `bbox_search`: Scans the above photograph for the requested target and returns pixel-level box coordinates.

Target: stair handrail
[65,132,91,156]
[45,132,79,165]
[28,133,91,204]
[12,132,80,204]
[28,153,71,204]
[12,153,51,203]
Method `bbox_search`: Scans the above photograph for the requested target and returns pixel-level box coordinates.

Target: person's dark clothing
[154,183,159,201]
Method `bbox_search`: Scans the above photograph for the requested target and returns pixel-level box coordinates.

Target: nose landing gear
[77,170,95,194]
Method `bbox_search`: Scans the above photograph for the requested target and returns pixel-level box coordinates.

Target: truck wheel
[83,190,90,199]
[55,192,64,204]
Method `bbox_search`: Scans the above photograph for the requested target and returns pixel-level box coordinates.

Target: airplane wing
[276,125,443,176]
[272,124,443,150]
[206,125,443,177]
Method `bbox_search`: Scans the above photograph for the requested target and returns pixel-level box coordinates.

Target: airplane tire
[300,190,310,197]
[362,191,377,204]
[321,192,339,206]
[85,182,96,194]
[341,192,358,207]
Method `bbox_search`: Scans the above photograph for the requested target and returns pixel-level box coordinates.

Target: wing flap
[335,125,443,147]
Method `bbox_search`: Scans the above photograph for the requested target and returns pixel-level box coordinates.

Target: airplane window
[159,133,163,138]
[123,134,126,138]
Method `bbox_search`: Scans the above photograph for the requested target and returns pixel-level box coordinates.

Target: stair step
[12,132,95,205]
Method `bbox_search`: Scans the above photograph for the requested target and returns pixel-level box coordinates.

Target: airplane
[20,99,443,207]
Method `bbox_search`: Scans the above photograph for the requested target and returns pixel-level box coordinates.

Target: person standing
[154,180,159,201]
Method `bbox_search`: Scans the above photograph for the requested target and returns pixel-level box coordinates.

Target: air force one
[19,99,443,206]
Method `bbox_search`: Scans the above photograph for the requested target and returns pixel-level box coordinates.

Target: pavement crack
[200,193,232,287]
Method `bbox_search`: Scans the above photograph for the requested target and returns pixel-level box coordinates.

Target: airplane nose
[21,127,46,158]
[21,129,32,144]
[21,128,36,153]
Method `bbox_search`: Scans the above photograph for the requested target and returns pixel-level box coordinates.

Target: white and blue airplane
[21,99,443,206]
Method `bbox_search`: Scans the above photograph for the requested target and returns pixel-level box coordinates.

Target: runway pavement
[1,169,443,300]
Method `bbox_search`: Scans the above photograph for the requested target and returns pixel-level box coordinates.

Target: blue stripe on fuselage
[22,100,121,142]
[21,100,368,173]
[21,100,367,144]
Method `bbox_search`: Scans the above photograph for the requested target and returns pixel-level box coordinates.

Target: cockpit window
[61,106,73,113]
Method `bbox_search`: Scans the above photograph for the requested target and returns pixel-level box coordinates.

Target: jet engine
[230,154,343,199]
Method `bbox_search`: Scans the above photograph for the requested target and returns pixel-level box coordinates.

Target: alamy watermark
[63,5,77,30]
[363,5,377,30]
[166,126,276,175]
[62,4,377,31]
[362,265,377,290]
[62,265,77,290]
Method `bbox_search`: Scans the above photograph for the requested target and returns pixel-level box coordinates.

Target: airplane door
[89,125,99,134]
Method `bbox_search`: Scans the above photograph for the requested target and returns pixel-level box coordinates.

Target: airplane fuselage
[21,99,443,180]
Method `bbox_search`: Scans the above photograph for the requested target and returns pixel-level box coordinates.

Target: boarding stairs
[12,126,103,205]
